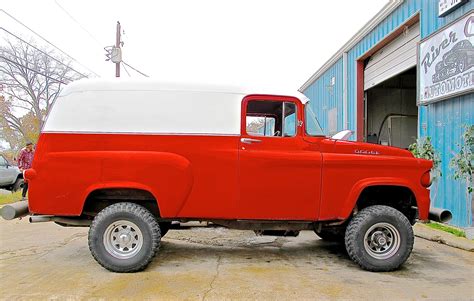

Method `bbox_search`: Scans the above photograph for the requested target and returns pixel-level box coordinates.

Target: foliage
[408,136,442,180]
[0,190,22,205]
[0,38,85,152]
[425,221,466,238]
[450,125,473,193]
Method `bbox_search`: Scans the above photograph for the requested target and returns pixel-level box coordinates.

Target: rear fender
[43,151,193,216]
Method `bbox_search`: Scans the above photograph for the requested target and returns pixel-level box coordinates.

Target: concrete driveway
[0,218,473,300]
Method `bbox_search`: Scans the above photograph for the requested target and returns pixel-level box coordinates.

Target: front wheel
[88,202,161,273]
[345,205,414,272]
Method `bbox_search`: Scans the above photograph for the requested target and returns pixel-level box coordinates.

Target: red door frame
[356,60,365,141]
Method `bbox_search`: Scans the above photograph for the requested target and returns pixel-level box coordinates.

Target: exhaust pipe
[0,201,29,220]
[29,215,91,226]
[429,207,452,223]
[29,215,54,223]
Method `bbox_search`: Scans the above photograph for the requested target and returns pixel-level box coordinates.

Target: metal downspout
[342,52,348,131]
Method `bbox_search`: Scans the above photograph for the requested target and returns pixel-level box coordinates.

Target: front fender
[339,177,418,219]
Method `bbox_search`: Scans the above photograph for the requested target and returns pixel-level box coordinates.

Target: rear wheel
[345,205,414,272]
[88,202,161,273]
[12,178,24,192]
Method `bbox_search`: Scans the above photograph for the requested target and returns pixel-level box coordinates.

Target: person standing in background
[17,142,34,201]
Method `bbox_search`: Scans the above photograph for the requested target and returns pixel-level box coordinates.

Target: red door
[238,95,322,220]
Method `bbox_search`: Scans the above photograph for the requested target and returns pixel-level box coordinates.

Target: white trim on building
[299,0,404,92]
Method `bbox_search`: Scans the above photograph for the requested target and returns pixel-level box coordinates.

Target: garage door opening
[365,67,417,149]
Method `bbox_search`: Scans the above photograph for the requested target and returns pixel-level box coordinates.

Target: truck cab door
[238,95,322,220]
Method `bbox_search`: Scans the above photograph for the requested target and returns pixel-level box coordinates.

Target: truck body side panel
[28,133,240,218]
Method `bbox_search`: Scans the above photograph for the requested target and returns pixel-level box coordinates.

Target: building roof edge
[299,0,404,92]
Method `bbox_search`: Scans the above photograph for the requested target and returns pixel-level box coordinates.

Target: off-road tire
[88,202,161,273]
[12,178,24,192]
[345,205,414,272]
[159,222,171,237]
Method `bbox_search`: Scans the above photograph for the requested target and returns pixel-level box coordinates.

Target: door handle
[240,138,262,144]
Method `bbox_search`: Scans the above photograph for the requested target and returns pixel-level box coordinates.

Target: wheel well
[356,185,417,224]
[82,188,160,217]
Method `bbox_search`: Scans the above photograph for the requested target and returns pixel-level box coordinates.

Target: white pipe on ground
[0,201,29,220]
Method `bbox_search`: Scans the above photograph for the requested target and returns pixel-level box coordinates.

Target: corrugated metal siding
[427,94,474,227]
[302,0,474,227]
[422,2,474,228]
[303,58,344,135]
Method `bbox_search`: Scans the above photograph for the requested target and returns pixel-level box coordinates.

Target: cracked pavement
[1,218,473,300]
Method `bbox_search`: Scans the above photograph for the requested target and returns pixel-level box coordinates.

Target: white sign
[418,12,474,105]
[439,0,467,17]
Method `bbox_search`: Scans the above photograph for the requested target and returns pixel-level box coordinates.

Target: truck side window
[246,116,276,136]
[246,100,296,137]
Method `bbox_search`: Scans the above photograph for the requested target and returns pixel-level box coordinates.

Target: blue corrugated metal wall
[303,0,474,227]
[426,94,474,227]
[303,58,344,135]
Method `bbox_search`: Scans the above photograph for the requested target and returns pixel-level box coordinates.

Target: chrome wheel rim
[363,222,400,260]
[103,220,143,259]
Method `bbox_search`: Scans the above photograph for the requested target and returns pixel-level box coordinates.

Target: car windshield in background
[305,102,325,136]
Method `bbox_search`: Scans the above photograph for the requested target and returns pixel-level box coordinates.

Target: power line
[0,9,100,77]
[54,0,103,47]
[0,45,80,82]
[0,55,68,84]
[122,61,149,77]
[0,52,78,82]
[121,62,131,77]
[0,27,89,78]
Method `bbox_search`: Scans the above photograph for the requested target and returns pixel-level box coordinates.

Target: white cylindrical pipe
[0,201,29,220]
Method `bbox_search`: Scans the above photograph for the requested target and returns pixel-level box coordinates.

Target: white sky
[1,0,387,90]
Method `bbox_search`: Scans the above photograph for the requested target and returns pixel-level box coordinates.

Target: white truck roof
[43,79,309,135]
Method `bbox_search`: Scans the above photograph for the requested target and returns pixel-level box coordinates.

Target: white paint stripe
[41,131,241,137]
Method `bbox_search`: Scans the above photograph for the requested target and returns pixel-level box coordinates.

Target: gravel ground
[0,218,473,300]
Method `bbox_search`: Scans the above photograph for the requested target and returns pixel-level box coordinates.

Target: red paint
[356,60,365,142]
[26,95,433,222]
[238,95,322,220]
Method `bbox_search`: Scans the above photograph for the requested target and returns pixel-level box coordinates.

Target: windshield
[305,102,325,136]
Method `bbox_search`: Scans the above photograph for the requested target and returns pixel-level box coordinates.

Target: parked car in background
[0,155,23,192]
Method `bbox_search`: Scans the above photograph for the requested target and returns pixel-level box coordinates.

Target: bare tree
[246,117,267,135]
[0,38,86,150]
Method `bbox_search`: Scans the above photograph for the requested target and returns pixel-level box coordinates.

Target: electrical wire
[121,62,131,77]
[0,55,68,84]
[54,0,103,47]
[0,27,88,79]
[0,9,100,77]
[0,51,79,83]
[2,9,150,79]
[122,61,149,77]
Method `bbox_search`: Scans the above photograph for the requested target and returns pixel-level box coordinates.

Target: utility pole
[115,21,121,77]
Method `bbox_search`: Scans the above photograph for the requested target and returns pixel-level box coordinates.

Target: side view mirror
[332,130,354,141]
